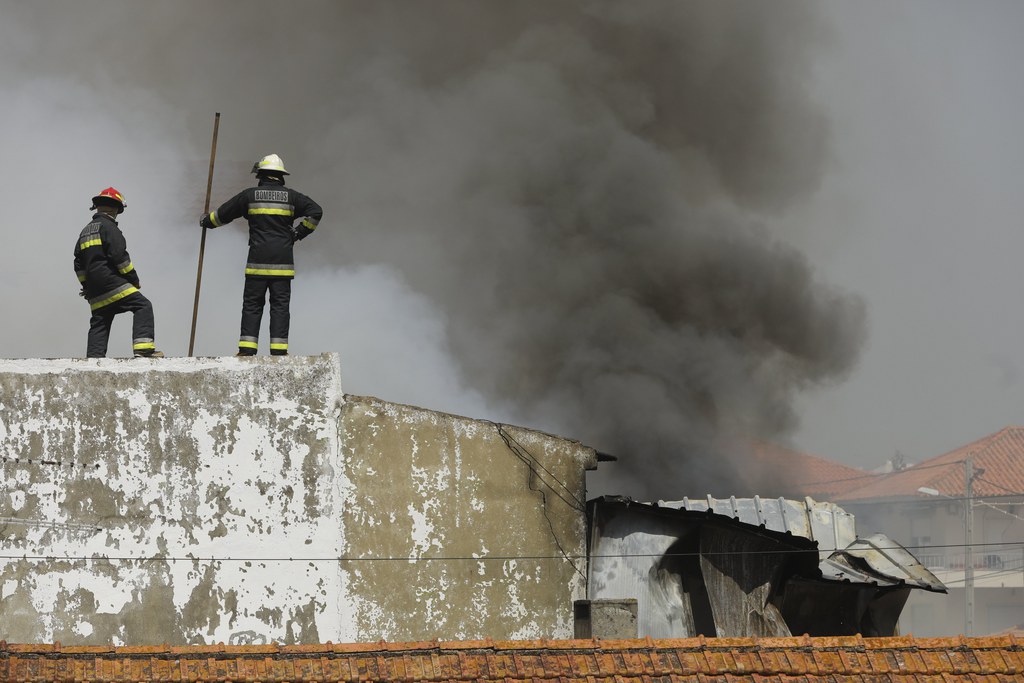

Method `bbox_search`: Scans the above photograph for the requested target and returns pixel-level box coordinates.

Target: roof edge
[2,634,1021,655]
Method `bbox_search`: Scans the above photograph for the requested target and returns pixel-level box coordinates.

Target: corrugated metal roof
[653,498,943,591]
[592,496,821,638]
[588,496,944,638]
[1,636,1021,682]
[654,495,856,558]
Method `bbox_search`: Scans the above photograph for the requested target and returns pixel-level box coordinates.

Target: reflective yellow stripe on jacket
[248,202,295,217]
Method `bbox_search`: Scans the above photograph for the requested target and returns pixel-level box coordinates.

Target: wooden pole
[188,112,221,357]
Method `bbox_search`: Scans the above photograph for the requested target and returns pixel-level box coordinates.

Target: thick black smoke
[7,1,865,498]
[307,2,866,497]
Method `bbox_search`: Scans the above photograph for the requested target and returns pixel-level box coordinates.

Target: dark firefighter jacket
[73,213,142,311]
[207,176,322,279]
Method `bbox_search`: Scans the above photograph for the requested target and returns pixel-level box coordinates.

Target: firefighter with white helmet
[73,187,163,358]
[200,154,323,356]
[252,153,288,175]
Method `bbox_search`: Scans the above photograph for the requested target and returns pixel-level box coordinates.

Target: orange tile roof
[747,441,874,499]
[2,636,1021,682]
[836,426,1024,502]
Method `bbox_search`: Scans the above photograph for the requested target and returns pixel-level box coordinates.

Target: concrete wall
[341,396,593,641]
[0,354,595,645]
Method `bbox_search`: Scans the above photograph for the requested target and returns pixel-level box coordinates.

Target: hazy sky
[2,1,1022,489]
[785,2,1024,469]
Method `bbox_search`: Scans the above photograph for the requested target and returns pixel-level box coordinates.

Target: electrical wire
[801,459,972,489]
[974,475,1024,497]
[491,423,585,511]
[885,493,1023,504]
[5,435,1021,571]
[940,563,1024,586]
[493,423,587,582]
[878,484,1024,521]
[803,431,1023,497]
[879,492,1024,521]
[1,540,1021,564]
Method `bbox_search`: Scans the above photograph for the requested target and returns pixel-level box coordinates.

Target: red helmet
[91,187,127,212]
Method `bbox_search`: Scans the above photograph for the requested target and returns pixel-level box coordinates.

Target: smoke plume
[2,1,865,498]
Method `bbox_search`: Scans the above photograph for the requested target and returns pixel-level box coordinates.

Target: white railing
[917,545,1024,576]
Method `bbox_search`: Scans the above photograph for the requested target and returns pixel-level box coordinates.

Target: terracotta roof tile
[676,647,707,673]
[3,636,1024,681]
[752,648,783,673]
[650,647,678,676]
[835,647,867,672]
[837,426,1024,501]
[809,649,836,674]
[973,647,1009,674]
[746,441,874,499]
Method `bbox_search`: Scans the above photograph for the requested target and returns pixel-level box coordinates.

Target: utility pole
[964,455,975,636]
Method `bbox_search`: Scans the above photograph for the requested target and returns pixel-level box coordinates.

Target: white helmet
[251,153,289,175]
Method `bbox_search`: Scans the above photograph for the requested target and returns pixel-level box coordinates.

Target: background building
[830,427,1024,637]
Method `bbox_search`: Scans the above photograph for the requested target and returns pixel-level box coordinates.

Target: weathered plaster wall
[0,354,595,644]
[341,397,594,641]
[0,354,344,645]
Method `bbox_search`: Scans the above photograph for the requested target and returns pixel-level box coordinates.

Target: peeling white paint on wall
[0,355,597,644]
[339,396,596,641]
[0,354,345,645]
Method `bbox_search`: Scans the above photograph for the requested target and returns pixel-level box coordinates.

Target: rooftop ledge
[0,352,341,374]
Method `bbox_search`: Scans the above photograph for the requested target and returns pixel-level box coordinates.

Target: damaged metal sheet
[587,496,945,639]
[819,532,946,591]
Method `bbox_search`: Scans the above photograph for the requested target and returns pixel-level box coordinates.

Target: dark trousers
[87,291,155,358]
[240,277,291,355]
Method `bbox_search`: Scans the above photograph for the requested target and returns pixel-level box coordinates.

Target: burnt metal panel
[587,498,818,638]
[587,501,701,638]
[587,496,943,638]
[698,521,793,637]
[776,577,912,637]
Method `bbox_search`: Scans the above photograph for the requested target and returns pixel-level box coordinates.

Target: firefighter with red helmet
[200,154,323,356]
[73,187,163,358]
